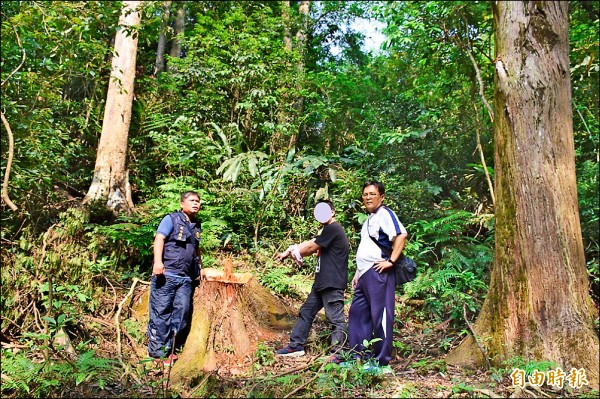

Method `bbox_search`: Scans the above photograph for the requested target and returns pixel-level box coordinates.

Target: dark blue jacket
[163,211,201,278]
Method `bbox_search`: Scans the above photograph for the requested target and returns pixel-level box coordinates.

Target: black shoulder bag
[368,235,417,286]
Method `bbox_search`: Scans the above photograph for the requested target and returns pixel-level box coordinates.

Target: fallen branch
[238,353,325,398]
[433,317,454,331]
[472,388,502,398]
[283,356,330,399]
[84,315,113,328]
[122,326,144,358]
[185,371,213,398]
[114,277,145,385]
[115,277,141,363]
[463,304,491,370]
[510,382,552,398]
[235,354,321,383]
[400,352,416,371]
[0,342,28,349]
[92,274,118,317]
[398,298,426,307]
[32,301,43,332]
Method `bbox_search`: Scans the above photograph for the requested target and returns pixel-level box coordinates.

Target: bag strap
[369,235,392,258]
[367,210,393,258]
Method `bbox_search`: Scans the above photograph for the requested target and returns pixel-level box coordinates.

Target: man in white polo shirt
[348,180,407,370]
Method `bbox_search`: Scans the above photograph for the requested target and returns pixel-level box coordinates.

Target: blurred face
[181,194,200,217]
[314,202,334,224]
[362,185,384,214]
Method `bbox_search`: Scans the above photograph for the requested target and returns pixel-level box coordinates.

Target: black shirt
[313,221,350,291]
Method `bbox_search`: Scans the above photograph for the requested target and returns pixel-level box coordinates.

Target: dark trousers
[289,287,347,353]
[147,274,192,358]
[348,267,396,365]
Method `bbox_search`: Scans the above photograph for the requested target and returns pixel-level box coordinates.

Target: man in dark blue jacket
[147,191,202,365]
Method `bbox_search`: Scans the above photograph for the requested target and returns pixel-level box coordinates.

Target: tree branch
[40,225,58,361]
[459,17,494,123]
[1,112,18,211]
[473,103,495,207]
[114,277,146,384]
[1,26,26,87]
[115,277,142,363]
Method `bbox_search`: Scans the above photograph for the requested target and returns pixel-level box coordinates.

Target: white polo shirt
[355,205,407,279]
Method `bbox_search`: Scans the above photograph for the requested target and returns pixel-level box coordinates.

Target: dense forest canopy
[1,1,598,397]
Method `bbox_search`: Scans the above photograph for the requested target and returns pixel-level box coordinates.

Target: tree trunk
[295,0,309,62]
[290,0,309,149]
[154,0,172,77]
[447,1,599,389]
[282,0,292,51]
[84,0,141,215]
[167,4,185,72]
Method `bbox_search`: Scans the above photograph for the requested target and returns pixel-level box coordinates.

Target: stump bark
[133,258,296,382]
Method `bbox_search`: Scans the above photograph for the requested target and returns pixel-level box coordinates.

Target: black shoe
[275,345,305,357]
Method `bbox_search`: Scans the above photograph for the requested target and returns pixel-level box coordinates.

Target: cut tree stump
[132,258,296,382]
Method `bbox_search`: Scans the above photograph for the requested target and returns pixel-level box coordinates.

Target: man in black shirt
[274,200,350,359]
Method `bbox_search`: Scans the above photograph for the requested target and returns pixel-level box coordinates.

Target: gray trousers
[289,286,347,353]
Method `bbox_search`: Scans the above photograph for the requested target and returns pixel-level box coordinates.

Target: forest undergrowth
[1,1,599,397]
[2,264,598,399]
[1,204,598,398]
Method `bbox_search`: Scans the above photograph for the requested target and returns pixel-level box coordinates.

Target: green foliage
[410,358,447,374]
[259,262,313,300]
[217,150,269,183]
[252,342,275,370]
[400,209,492,321]
[317,357,391,392]
[1,348,116,398]
[501,356,559,376]
[1,1,121,234]
[161,1,299,152]
[1,349,63,397]
[393,383,420,398]
[577,390,600,399]
[123,318,147,345]
[392,339,411,357]
[577,159,599,302]
[1,1,598,396]
[451,382,475,395]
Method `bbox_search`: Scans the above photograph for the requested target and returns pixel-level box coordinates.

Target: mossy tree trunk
[447,1,599,389]
[131,259,296,383]
[171,267,295,382]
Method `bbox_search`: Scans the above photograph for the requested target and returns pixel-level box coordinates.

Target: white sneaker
[362,363,394,375]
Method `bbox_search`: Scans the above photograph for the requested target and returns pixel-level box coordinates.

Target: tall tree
[84,0,142,214]
[447,1,599,388]
[154,0,172,77]
[282,0,292,51]
[291,0,309,147]
[166,2,185,72]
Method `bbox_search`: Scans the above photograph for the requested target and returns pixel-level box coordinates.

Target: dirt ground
[131,296,596,398]
[53,271,597,399]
